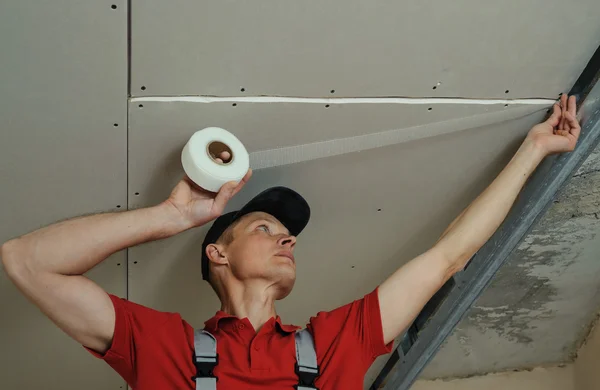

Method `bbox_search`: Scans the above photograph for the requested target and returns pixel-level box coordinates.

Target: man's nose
[278,235,296,249]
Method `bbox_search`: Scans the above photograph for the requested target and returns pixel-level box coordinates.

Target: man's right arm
[0,170,251,355]
[1,203,189,354]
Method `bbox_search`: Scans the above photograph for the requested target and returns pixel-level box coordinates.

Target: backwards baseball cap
[201,186,310,281]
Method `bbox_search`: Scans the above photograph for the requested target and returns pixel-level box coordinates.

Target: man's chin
[274,276,296,300]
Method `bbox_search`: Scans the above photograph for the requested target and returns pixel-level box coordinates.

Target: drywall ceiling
[0,1,127,389]
[1,1,600,389]
[131,0,600,98]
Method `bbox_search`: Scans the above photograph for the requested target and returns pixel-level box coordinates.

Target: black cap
[201,186,310,281]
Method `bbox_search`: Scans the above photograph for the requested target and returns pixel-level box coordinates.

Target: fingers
[230,169,253,198]
[568,95,577,118]
[213,181,238,213]
[240,169,253,185]
[220,151,232,161]
[565,111,581,140]
[553,111,580,153]
[212,169,253,211]
[212,151,232,165]
[560,94,568,132]
[181,174,198,189]
[546,103,561,127]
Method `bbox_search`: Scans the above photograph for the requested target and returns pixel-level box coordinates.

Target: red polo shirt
[85,288,393,389]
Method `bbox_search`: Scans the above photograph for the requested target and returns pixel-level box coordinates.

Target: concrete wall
[411,318,600,390]
[412,366,575,390]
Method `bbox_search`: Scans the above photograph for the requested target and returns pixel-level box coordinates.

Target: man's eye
[257,225,270,233]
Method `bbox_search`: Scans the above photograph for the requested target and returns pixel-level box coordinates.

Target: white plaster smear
[132,95,556,106]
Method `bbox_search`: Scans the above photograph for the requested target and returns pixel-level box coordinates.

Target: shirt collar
[204,311,301,334]
[276,320,302,334]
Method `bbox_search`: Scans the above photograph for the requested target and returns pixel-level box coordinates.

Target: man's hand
[526,94,581,155]
[165,153,252,230]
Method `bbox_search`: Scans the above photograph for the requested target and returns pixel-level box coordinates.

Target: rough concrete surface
[413,365,574,390]
[422,147,600,379]
[574,314,600,390]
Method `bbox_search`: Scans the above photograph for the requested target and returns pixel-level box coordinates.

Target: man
[1,95,581,389]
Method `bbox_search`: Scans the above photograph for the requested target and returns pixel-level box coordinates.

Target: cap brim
[233,186,310,237]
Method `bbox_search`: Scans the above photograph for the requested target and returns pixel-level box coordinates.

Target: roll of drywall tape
[181,127,249,192]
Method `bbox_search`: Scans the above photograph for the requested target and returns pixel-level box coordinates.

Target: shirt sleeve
[308,287,393,368]
[83,293,173,386]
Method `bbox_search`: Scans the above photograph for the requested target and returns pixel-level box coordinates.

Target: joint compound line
[248,105,547,170]
[131,95,556,106]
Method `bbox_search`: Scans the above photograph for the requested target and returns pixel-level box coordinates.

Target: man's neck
[219,281,278,332]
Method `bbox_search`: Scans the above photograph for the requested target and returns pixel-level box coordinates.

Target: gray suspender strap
[193,329,218,390]
[295,329,319,390]
[193,327,320,390]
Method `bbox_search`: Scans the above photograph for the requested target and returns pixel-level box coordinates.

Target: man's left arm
[378,95,581,345]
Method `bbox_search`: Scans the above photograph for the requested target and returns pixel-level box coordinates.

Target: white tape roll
[181,127,249,192]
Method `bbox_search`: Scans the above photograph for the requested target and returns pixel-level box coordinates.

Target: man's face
[222,212,297,298]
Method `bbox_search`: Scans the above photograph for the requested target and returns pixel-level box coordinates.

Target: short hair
[216,222,236,246]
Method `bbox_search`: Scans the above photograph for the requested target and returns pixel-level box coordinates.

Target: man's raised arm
[378,95,580,344]
[1,172,250,353]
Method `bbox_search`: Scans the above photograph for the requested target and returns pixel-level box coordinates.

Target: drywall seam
[247,106,545,169]
[131,95,556,106]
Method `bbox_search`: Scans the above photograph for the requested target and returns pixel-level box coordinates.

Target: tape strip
[132,95,555,106]
[132,95,554,170]
[248,105,547,170]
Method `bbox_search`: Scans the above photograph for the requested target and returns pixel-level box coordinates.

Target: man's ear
[206,243,228,265]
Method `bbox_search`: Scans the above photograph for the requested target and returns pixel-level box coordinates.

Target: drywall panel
[127,101,546,386]
[421,148,600,379]
[131,0,600,98]
[127,100,546,207]
[411,365,574,390]
[0,1,127,389]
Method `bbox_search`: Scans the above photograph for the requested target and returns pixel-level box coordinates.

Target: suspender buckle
[192,354,219,381]
[294,362,319,390]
